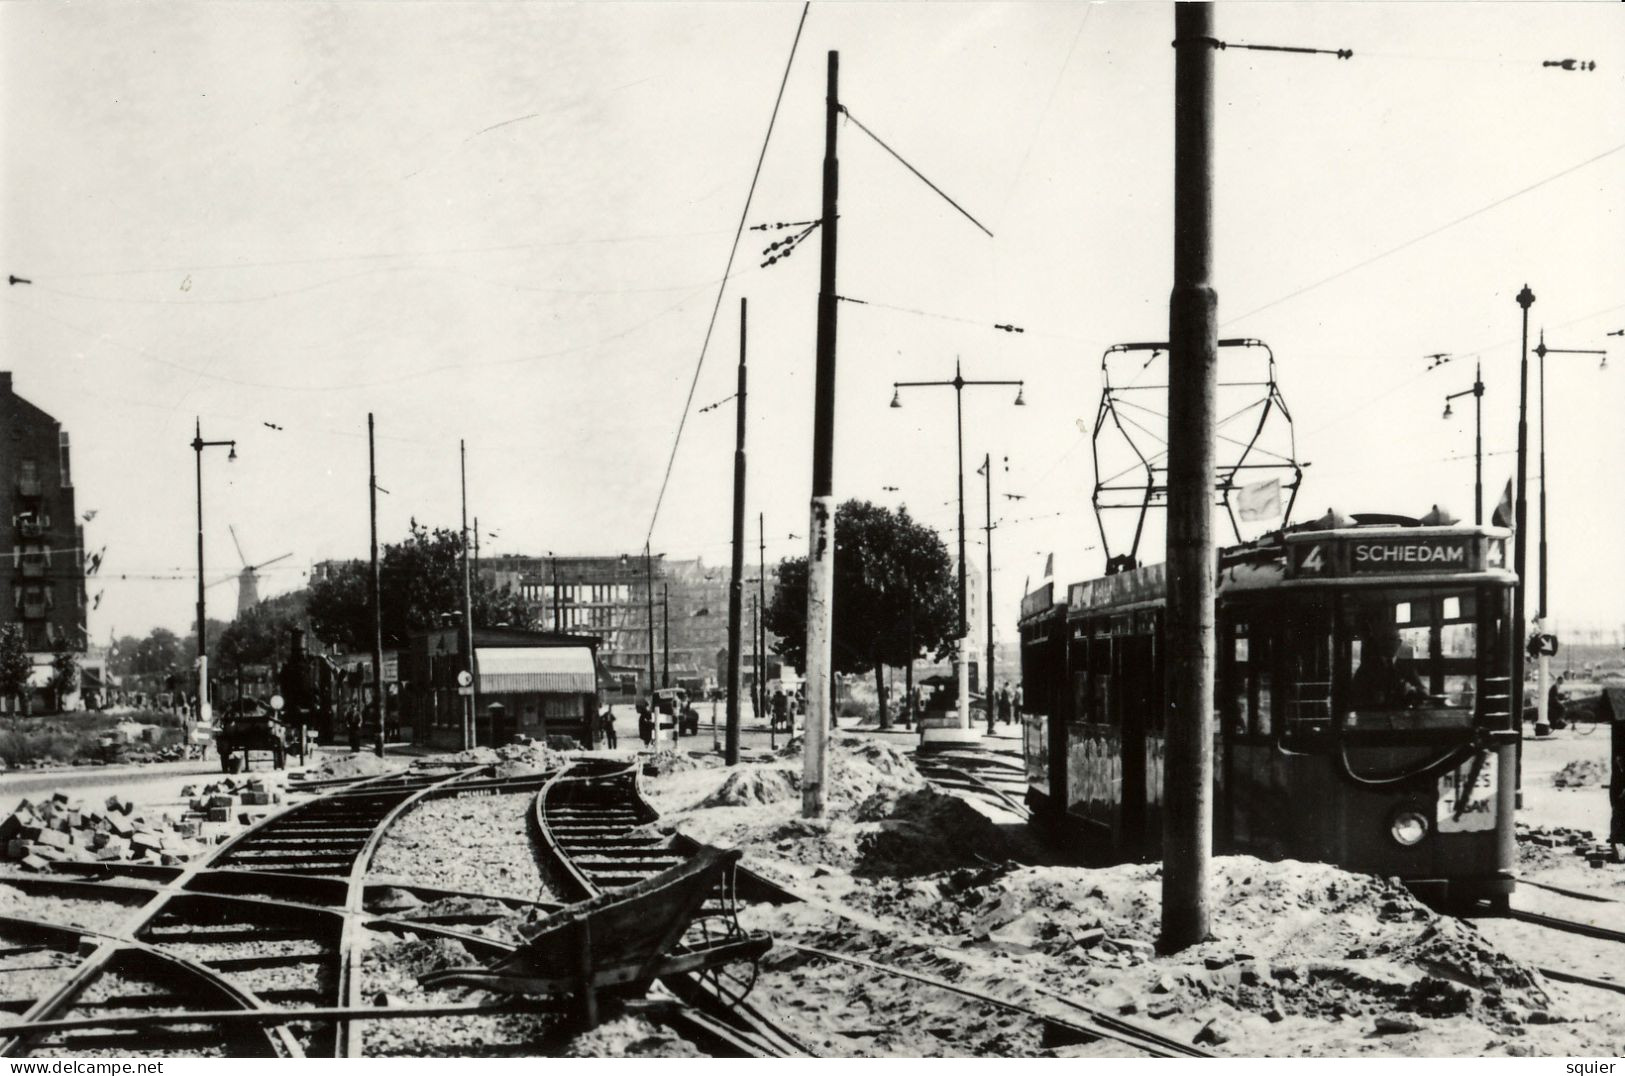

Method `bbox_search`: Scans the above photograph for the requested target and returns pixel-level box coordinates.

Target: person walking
[998,683,1012,726]
[601,705,618,749]
[771,688,789,732]
[636,697,654,747]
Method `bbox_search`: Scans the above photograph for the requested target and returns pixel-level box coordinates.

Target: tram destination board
[1287,534,1480,578]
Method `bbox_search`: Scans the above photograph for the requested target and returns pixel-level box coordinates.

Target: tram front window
[1341,588,1477,730]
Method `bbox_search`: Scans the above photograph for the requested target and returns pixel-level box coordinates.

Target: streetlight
[890,359,1024,743]
[191,419,236,727]
[1529,329,1607,735]
[1442,362,1485,524]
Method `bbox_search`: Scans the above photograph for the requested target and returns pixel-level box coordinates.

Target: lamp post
[890,360,1024,743]
[1529,330,1606,736]
[191,419,236,727]
[1442,363,1485,525]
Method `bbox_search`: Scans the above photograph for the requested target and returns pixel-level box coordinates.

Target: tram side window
[1224,619,1275,738]
[1280,599,1334,738]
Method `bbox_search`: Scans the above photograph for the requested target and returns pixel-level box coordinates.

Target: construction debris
[2,777,284,870]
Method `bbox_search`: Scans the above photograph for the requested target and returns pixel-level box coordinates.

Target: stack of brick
[2,777,284,874]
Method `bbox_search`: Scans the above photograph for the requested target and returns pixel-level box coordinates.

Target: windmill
[228,525,291,616]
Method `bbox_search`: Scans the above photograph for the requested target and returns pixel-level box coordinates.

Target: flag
[1237,477,1283,523]
[1042,552,1054,579]
[1492,478,1514,529]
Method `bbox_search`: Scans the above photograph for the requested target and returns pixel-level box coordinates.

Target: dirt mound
[775,733,927,811]
[562,1015,706,1058]
[491,741,571,776]
[374,935,473,978]
[855,789,1017,877]
[441,746,501,766]
[1553,759,1608,788]
[312,752,397,779]
[698,766,800,808]
[644,750,720,777]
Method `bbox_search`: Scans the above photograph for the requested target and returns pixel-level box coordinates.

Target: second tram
[1019,512,1519,909]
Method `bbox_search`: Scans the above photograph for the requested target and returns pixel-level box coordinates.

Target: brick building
[2,372,86,709]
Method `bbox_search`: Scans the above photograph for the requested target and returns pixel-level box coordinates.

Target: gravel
[372,793,557,903]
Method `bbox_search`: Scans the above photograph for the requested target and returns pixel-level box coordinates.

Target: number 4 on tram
[1018,514,1519,911]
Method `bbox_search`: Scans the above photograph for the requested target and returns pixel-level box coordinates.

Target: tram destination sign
[1288,535,1479,578]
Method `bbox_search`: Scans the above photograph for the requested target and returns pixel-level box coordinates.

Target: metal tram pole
[1163,3,1219,952]
[1530,331,1606,737]
[662,584,670,688]
[981,453,997,734]
[724,298,749,765]
[191,420,236,729]
[459,439,477,750]
[891,365,1023,743]
[1443,366,1485,525]
[368,413,385,759]
[803,50,840,818]
[1513,286,1534,802]
[645,545,657,738]
[759,512,768,721]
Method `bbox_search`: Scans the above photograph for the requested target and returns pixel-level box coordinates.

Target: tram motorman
[1348,621,1428,712]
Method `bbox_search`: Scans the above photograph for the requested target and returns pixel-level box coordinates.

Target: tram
[1019,512,1519,909]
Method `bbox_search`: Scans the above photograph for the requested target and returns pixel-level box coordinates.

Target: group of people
[985,682,1022,734]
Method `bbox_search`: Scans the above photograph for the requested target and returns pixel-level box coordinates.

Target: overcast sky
[3,1,1621,648]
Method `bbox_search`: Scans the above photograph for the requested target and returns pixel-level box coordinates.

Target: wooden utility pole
[662,584,670,688]
[1163,2,1218,952]
[459,439,477,749]
[725,298,748,765]
[368,413,384,758]
[803,50,840,818]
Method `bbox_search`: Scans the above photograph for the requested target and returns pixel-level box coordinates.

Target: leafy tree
[306,519,532,652]
[111,628,183,678]
[764,500,958,726]
[49,636,79,713]
[214,592,308,673]
[0,624,31,715]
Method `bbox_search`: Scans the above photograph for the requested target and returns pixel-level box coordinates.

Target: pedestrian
[1013,684,1023,721]
[347,705,362,752]
[771,689,788,732]
[636,697,654,747]
[1548,681,1567,731]
[998,683,1012,726]
[601,705,618,749]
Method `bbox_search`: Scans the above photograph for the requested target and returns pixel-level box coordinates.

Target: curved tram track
[0,764,548,1058]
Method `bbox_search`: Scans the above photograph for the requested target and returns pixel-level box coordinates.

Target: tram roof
[1021,523,1516,621]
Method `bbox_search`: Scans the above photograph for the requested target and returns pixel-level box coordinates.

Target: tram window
[1342,588,1477,730]
[1278,600,1334,737]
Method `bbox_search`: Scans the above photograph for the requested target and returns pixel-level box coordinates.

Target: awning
[475,646,596,694]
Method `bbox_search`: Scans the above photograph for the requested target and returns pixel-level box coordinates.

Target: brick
[208,807,230,823]
[20,854,50,873]
[0,812,28,843]
[35,828,70,851]
[209,795,235,809]
[130,832,163,852]
[7,838,29,859]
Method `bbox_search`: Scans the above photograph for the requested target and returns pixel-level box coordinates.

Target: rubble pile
[1,779,284,872]
[1518,823,1620,868]
[1550,759,1608,789]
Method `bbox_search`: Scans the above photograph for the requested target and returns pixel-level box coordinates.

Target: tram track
[0,763,527,1059]
[531,757,1212,1059]
[913,749,1031,820]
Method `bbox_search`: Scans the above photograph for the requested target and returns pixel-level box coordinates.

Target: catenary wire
[644,1,810,549]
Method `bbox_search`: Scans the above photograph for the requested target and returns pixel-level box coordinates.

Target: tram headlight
[1389,810,1429,847]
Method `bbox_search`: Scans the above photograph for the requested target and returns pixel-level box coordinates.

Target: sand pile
[698,766,800,808]
[1552,759,1607,788]
[854,789,1017,877]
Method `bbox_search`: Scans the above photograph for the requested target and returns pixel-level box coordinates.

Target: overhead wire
[1223,138,1625,327]
[838,105,995,239]
[644,1,810,549]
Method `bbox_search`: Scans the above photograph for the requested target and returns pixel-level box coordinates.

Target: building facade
[478,553,776,693]
[2,372,86,708]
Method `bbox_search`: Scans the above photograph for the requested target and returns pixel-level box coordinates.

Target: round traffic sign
[456,670,473,688]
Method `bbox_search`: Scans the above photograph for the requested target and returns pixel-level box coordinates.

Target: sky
[2,1,1621,651]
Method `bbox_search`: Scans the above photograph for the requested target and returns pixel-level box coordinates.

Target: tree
[214,592,308,674]
[0,624,31,715]
[306,519,532,653]
[763,500,958,726]
[49,636,79,713]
